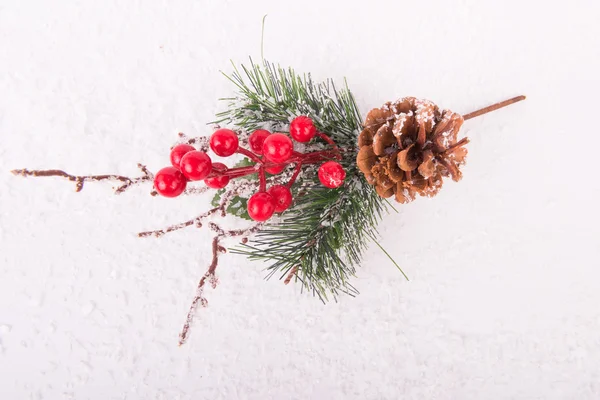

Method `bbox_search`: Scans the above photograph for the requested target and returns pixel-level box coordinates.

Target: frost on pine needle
[218,59,390,301]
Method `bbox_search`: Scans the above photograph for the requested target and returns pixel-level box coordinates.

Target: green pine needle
[261,15,268,60]
[369,233,409,281]
[214,59,396,300]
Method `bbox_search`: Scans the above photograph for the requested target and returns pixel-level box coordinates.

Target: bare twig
[178,236,221,346]
[137,180,253,238]
[178,221,262,346]
[137,207,220,238]
[11,163,153,194]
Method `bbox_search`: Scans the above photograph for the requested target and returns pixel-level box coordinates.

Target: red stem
[236,147,263,164]
[259,168,266,192]
[203,136,342,182]
[210,165,258,178]
[316,132,341,160]
[287,162,303,188]
[301,150,339,163]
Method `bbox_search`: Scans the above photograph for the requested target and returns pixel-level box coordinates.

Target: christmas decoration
[11,60,525,345]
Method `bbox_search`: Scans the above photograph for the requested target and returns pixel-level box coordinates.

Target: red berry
[180,151,212,181]
[318,161,346,188]
[169,144,196,169]
[289,116,317,143]
[267,185,293,212]
[204,162,230,189]
[248,129,271,154]
[247,192,276,221]
[262,133,293,163]
[154,167,187,197]
[210,129,239,157]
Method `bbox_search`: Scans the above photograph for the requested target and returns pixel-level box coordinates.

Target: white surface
[1,0,599,399]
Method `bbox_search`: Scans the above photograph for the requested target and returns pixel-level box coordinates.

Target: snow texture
[1,0,600,399]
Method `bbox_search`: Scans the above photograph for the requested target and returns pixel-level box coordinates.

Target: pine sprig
[215,59,391,300]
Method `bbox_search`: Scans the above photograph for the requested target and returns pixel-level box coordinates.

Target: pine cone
[356,97,469,203]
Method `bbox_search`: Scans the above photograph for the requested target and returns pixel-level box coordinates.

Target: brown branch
[178,221,262,346]
[284,266,298,285]
[463,95,526,121]
[137,207,220,238]
[178,236,221,346]
[11,163,153,194]
[137,181,245,238]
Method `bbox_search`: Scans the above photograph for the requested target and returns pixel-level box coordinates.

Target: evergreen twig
[215,59,390,300]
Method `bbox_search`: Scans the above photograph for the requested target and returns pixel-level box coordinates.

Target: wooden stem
[462,95,526,121]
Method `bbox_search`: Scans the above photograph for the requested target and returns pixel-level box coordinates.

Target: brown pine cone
[356,97,469,203]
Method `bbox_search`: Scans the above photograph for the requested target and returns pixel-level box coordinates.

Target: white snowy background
[1,0,599,399]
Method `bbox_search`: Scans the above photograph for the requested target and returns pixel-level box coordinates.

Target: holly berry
[210,129,239,157]
[289,116,317,143]
[267,185,293,212]
[318,161,346,188]
[180,151,212,181]
[262,133,293,163]
[169,144,196,169]
[154,167,187,197]
[204,162,230,189]
[248,129,271,154]
[247,192,276,221]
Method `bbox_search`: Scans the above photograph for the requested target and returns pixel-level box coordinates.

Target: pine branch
[216,59,389,300]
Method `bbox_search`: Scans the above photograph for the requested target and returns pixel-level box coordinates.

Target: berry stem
[215,165,259,178]
[259,167,267,192]
[204,149,339,182]
[316,132,342,160]
[236,147,263,164]
[300,150,339,163]
[462,95,526,121]
[287,162,303,188]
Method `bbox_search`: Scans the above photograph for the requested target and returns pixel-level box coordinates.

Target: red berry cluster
[154,116,346,221]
